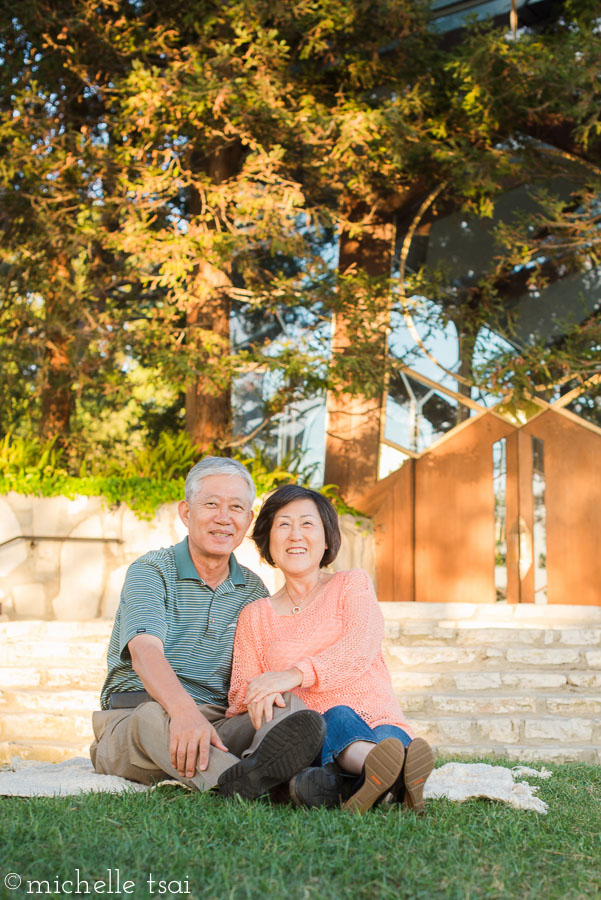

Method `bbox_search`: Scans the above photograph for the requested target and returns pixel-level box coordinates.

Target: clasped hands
[244,667,303,729]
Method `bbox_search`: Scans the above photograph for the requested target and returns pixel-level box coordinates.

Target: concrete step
[410,713,601,750]
[381,601,601,628]
[0,640,109,667]
[0,689,100,714]
[401,691,601,716]
[390,669,601,691]
[387,623,601,648]
[0,621,113,640]
[0,666,106,691]
[0,711,94,743]
[434,744,601,764]
[384,643,601,670]
[0,739,92,766]
[2,613,601,765]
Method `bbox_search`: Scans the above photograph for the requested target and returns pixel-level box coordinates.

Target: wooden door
[516,411,601,604]
[358,408,601,604]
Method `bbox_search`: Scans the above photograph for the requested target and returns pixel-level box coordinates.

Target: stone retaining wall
[2,605,601,764]
[0,493,375,620]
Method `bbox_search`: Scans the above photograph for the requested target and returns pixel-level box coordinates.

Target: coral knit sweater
[226,568,414,735]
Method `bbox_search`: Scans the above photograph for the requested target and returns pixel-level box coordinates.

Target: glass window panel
[565,382,601,429]
[379,444,411,480]
[430,0,549,34]
[471,327,517,408]
[232,370,267,439]
[385,370,470,453]
[511,267,601,347]
[388,303,462,394]
[532,436,547,603]
[275,397,326,485]
[232,371,326,483]
[393,178,595,407]
[493,438,507,602]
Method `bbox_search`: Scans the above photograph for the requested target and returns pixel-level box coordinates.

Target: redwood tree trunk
[39,276,74,448]
[185,262,232,451]
[185,144,241,452]
[324,216,395,503]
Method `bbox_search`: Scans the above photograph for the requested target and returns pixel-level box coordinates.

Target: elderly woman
[226,484,434,812]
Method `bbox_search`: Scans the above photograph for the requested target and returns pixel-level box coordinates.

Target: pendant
[291,605,302,615]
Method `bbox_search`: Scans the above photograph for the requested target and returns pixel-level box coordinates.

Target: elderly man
[91,456,325,797]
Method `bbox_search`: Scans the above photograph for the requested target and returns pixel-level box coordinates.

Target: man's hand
[168,703,229,778]
[128,633,229,779]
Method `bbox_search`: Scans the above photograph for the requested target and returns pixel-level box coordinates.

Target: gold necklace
[285,574,323,615]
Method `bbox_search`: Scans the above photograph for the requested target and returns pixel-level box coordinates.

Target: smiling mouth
[211,531,234,538]
[287,548,306,554]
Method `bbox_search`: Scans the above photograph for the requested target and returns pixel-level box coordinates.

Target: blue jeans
[319,705,413,767]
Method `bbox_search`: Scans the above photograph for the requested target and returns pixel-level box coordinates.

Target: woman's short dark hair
[252,484,341,568]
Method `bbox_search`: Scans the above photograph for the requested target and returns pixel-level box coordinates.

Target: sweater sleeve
[294,570,385,692]
[226,602,266,717]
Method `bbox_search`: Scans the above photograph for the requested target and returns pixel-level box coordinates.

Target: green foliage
[234,445,319,499]
[1,0,600,454]
[101,432,201,481]
[0,432,356,519]
[0,432,66,479]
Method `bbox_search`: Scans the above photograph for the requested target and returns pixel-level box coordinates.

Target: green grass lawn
[1,759,600,900]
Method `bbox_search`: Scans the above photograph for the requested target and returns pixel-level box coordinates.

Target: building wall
[0,494,376,620]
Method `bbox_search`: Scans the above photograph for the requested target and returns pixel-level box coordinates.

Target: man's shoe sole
[343,738,405,814]
[218,711,325,800]
[402,737,434,813]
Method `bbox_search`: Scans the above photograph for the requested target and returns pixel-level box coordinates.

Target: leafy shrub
[0,432,66,478]
[102,432,201,480]
[233,444,318,500]
[0,432,364,520]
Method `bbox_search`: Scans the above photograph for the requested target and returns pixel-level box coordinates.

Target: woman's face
[269,498,327,576]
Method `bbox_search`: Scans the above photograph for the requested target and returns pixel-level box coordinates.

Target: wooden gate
[358,408,601,604]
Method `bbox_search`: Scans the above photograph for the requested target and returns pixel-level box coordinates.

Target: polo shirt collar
[228,553,246,587]
[174,537,246,587]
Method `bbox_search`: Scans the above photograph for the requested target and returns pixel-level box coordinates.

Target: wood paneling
[414,413,514,603]
[523,412,601,605]
[357,460,415,602]
[504,431,520,604]
[358,406,601,605]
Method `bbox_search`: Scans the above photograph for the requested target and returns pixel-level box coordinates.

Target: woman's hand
[247,691,285,730]
[245,668,303,706]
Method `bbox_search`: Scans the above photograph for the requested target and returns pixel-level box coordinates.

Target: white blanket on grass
[423,762,551,814]
[0,757,551,813]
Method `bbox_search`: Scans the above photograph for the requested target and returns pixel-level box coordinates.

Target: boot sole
[290,767,352,809]
[342,738,405,814]
[218,711,325,800]
[402,737,434,813]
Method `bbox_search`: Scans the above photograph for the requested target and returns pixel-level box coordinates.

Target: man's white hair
[184,456,256,507]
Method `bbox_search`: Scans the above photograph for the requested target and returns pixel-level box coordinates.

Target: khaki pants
[90,693,306,791]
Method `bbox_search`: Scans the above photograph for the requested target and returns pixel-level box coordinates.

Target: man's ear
[178,499,189,527]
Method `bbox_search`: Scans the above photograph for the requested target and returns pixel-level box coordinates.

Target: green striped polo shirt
[99,538,268,710]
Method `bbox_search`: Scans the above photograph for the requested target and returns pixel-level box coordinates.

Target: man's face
[178,474,253,561]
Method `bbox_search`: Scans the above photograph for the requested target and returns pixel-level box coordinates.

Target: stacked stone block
[2,604,601,765]
[0,621,110,763]
[383,606,601,764]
